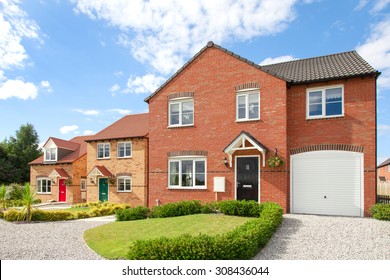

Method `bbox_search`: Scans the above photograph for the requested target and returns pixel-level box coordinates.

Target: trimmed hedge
[4,209,75,222]
[370,203,390,221]
[218,200,262,217]
[126,202,283,260]
[116,206,150,221]
[150,200,203,218]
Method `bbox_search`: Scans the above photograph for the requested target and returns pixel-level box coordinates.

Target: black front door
[237,157,259,202]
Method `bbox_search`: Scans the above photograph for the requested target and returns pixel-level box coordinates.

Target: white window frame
[168,157,207,189]
[80,179,86,191]
[236,89,260,122]
[117,176,132,192]
[306,85,344,119]
[97,143,110,159]
[168,98,194,127]
[36,178,52,194]
[117,142,132,158]
[44,147,57,161]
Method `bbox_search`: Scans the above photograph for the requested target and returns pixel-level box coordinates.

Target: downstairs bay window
[168,158,206,189]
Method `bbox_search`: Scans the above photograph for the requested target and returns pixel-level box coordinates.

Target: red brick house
[85,113,149,206]
[377,158,390,182]
[30,136,91,203]
[145,41,379,217]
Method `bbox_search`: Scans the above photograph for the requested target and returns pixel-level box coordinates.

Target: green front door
[99,178,108,201]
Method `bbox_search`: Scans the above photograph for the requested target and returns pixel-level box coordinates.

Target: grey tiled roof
[145,41,379,102]
[261,51,379,84]
[378,157,390,168]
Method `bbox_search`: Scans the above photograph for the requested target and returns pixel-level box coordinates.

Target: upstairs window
[168,158,206,189]
[307,86,344,119]
[80,179,86,191]
[236,90,260,121]
[97,143,110,159]
[169,98,194,127]
[45,148,57,161]
[117,142,132,158]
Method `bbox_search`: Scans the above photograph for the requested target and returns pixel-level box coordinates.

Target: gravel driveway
[0,216,114,260]
[1,214,389,260]
[255,214,390,260]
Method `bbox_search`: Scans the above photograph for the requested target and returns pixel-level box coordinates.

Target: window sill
[117,156,132,159]
[168,186,207,190]
[306,115,344,121]
[117,191,132,193]
[37,193,52,195]
[168,124,194,129]
[236,118,260,123]
[96,157,111,160]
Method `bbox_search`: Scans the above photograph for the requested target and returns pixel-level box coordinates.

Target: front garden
[85,200,284,260]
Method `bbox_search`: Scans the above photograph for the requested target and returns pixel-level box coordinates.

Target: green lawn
[84,214,254,259]
[45,207,90,213]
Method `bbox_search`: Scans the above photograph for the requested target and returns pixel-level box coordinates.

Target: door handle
[324,196,327,199]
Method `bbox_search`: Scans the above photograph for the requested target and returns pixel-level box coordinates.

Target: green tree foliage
[0,124,42,184]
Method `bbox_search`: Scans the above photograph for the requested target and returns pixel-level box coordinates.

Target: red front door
[59,179,66,202]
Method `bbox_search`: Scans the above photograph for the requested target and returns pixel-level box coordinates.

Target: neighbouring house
[30,136,91,203]
[85,113,149,206]
[145,41,379,217]
[377,158,390,183]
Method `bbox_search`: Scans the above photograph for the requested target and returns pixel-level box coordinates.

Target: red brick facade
[147,45,377,216]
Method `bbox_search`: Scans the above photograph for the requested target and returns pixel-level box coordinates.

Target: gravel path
[0,216,115,260]
[255,214,390,260]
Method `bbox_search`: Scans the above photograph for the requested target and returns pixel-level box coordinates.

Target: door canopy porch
[49,168,69,179]
[88,165,113,178]
[223,131,269,167]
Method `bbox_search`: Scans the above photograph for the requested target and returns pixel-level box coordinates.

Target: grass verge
[84,214,254,259]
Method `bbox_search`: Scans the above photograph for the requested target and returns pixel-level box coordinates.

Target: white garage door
[291,151,363,217]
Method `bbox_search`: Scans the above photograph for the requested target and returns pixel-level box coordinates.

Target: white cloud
[73,108,100,116]
[126,73,165,94]
[107,108,132,115]
[0,0,41,70]
[355,0,369,11]
[114,71,123,77]
[40,80,52,92]
[109,83,120,92]
[83,130,94,135]
[356,17,390,89]
[0,79,37,100]
[60,125,79,134]
[371,0,390,14]
[378,124,390,137]
[259,55,298,65]
[73,0,300,75]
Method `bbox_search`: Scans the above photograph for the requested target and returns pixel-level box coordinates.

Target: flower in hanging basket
[108,176,116,185]
[64,178,72,186]
[266,155,284,168]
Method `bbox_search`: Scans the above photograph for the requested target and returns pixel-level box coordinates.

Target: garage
[290,151,363,217]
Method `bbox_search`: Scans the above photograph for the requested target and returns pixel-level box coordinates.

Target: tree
[1,124,42,184]
[0,184,7,210]
[0,144,14,184]
[19,183,36,222]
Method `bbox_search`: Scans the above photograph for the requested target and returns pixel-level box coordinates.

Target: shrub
[370,204,390,221]
[0,210,4,219]
[218,200,261,217]
[3,209,22,222]
[201,201,219,214]
[75,211,92,219]
[150,200,203,218]
[116,206,150,221]
[126,202,283,260]
[7,183,25,200]
[31,209,75,221]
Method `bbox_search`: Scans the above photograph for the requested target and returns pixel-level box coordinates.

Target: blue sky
[0,0,389,164]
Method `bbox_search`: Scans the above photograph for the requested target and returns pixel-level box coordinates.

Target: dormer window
[45,147,57,161]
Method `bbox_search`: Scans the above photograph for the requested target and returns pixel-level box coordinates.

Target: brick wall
[287,77,377,216]
[378,165,390,181]
[30,155,87,204]
[86,137,148,206]
[148,46,289,210]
